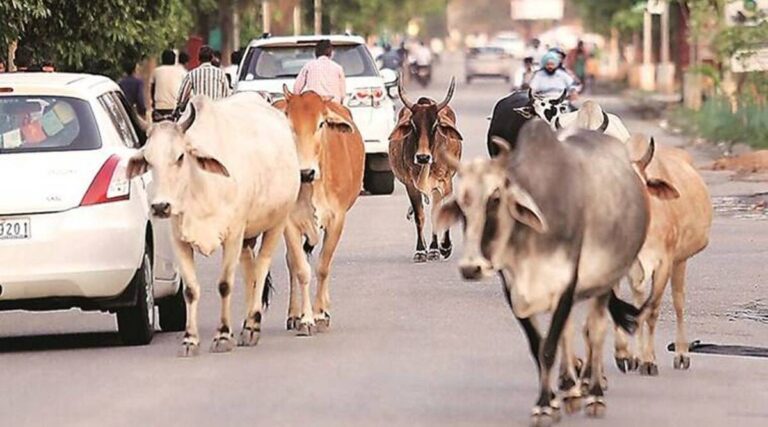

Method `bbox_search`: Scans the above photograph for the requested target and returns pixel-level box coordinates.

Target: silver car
[465,46,513,84]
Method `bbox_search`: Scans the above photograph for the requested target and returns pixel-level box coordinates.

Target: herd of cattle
[126,77,713,426]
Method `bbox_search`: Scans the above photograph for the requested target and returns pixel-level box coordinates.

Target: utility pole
[262,0,271,34]
[314,0,322,35]
[293,3,302,36]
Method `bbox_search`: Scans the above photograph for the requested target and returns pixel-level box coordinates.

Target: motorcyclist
[513,56,535,90]
[528,50,577,98]
[377,44,402,71]
[409,41,432,86]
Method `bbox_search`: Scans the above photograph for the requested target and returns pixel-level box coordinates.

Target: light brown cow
[274,87,365,335]
[389,77,463,262]
[614,135,713,375]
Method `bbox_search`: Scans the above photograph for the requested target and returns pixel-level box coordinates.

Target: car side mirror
[381,68,398,87]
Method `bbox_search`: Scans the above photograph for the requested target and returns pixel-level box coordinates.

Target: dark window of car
[99,92,139,148]
[0,96,102,154]
[240,43,378,81]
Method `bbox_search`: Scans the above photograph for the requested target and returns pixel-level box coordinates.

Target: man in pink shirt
[293,40,347,103]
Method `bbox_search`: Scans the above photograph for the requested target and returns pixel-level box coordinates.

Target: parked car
[0,73,184,345]
[465,46,513,84]
[490,31,526,58]
[235,34,397,195]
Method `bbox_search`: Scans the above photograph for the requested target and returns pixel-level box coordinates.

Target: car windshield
[470,47,505,55]
[0,96,101,154]
[240,43,378,81]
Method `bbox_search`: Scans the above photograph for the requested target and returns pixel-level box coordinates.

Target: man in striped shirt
[174,45,231,115]
[293,40,346,104]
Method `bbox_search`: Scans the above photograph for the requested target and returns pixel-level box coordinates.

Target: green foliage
[325,0,447,36]
[670,96,768,148]
[611,2,644,38]
[0,0,49,47]
[572,0,637,35]
[7,0,194,77]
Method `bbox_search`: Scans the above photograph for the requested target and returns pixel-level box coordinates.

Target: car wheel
[159,278,186,332]
[364,170,395,195]
[117,248,155,345]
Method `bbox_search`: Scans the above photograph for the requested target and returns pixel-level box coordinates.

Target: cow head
[629,135,680,200]
[514,88,569,125]
[277,85,354,183]
[126,97,230,218]
[437,138,548,280]
[390,76,461,166]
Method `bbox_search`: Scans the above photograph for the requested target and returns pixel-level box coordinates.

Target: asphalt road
[2,55,768,427]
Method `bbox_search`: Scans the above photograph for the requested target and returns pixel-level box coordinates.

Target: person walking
[224,50,242,89]
[150,49,186,122]
[292,39,346,104]
[174,45,232,115]
[118,59,147,118]
[566,41,588,86]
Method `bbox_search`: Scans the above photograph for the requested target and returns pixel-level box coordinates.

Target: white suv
[0,73,184,345]
[235,34,397,194]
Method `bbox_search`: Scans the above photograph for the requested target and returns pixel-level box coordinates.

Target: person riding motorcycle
[377,44,403,71]
[409,41,432,87]
[528,51,578,99]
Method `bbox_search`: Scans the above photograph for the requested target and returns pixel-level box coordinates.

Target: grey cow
[438,121,668,426]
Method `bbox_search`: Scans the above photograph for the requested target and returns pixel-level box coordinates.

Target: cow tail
[608,290,641,335]
[261,271,274,309]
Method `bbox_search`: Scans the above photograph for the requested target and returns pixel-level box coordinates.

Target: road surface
[2,55,767,427]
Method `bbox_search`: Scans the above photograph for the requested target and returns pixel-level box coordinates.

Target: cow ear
[506,183,548,233]
[188,147,230,177]
[436,197,463,229]
[647,178,680,200]
[513,106,534,119]
[272,99,287,114]
[389,108,413,141]
[323,107,354,133]
[127,151,149,179]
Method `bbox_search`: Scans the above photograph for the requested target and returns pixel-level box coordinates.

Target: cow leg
[639,261,671,376]
[238,226,284,346]
[531,275,576,427]
[614,267,644,373]
[671,260,691,370]
[405,184,427,263]
[427,189,442,261]
[211,231,245,353]
[583,294,610,418]
[286,249,301,330]
[172,237,201,357]
[284,222,315,336]
[313,215,346,331]
[438,181,454,259]
[558,318,583,414]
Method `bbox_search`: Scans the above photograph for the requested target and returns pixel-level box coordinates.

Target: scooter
[410,63,431,88]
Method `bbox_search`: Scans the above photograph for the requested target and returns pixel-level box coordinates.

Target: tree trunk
[220,0,235,66]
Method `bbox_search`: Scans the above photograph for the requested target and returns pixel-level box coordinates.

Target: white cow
[127,93,300,356]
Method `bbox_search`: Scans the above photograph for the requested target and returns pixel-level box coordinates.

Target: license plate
[0,218,31,240]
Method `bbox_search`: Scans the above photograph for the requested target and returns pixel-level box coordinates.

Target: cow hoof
[413,251,427,263]
[639,362,659,376]
[237,327,261,347]
[615,356,639,373]
[178,341,200,358]
[315,311,331,332]
[210,334,236,353]
[427,249,441,261]
[439,245,452,259]
[286,317,300,331]
[574,358,584,377]
[550,399,562,423]
[584,396,606,418]
[530,406,554,427]
[296,319,315,337]
[563,395,582,414]
[673,354,691,370]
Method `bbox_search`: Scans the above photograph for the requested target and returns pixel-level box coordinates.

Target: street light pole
[294,3,302,36]
[262,0,271,34]
[315,0,322,35]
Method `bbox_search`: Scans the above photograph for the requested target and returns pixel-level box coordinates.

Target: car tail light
[80,154,130,206]
[349,87,385,108]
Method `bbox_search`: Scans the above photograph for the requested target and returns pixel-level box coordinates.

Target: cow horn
[398,75,414,110]
[491,136,512,158]
[556,88,568,104]
[436,76,456,111]
[282,83,294,100]
[637,137,655,170]
[178,102,196,133]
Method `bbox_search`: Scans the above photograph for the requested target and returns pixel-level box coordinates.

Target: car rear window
[240,44,378,81]
[0,96,101,154]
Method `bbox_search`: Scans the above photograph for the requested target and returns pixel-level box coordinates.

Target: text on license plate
[0,218,31,240]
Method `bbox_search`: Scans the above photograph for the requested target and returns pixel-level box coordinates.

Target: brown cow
[389,77,463,262]
[614,135,713,376]
[274,86,365,335]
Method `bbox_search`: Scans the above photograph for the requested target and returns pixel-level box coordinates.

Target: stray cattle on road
[439,121,655,426]
[554,100,631,142]
[274,87,365,335]
[390,77,463,262]
[127,93,300,356]
[614,135,713,376]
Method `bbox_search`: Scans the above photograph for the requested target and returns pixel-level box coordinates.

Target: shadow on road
[0,331,122,353]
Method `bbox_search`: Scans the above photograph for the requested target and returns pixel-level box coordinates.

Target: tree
[572,0,637,35]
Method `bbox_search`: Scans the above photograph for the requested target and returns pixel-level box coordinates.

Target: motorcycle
[410,63,431,88]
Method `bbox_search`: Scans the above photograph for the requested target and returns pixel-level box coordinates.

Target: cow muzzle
[300,168,319,183]
[151,202,172,219]
[414,154,432,165]
[459,257,493,281]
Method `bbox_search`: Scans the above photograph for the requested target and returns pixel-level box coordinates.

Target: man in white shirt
[528,51,576,97]
[411,41,432,67]
[224,50,242,89]
[150,50,186,122]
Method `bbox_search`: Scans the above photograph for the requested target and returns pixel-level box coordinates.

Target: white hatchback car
[235,34,397,195]
[0,73,184,345]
